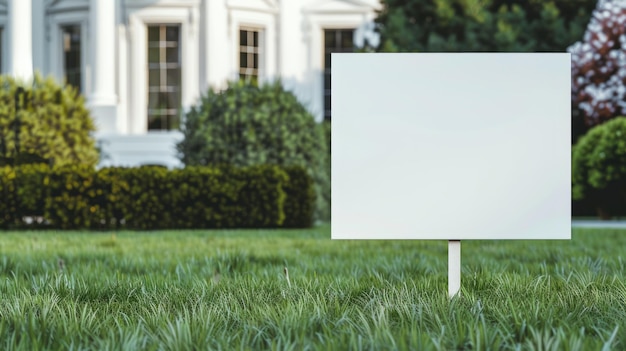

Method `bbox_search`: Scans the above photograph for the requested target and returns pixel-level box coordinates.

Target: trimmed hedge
[282,166,316,228]
[0,164,49,227]
[0,165,314,230]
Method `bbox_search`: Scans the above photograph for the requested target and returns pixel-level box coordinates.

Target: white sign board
[331,53,571,240]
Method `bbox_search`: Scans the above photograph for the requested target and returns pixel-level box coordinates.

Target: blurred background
[0,0,622,228]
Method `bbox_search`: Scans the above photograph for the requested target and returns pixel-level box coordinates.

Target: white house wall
[0,0,381,168]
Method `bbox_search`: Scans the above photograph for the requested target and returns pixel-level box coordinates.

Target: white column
[206,0,230,90]
[8,0,33,81]
[89,0,118,133]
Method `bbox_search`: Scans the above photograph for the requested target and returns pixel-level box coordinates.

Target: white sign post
[331,53,571,298]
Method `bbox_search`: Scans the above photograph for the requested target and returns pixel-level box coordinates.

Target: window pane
[148,27,159,42]
[324,28,355,121]
[239,28,263,81]
[147,24,182,131]
[166,68,180,87]
[166,92,180,109]
[240,30,247,46]
[148,48,160,63]
[325,30,335,48]
[148,92,160,109]
[148,68,160,86]
[62,25,81,92]
[166,26,179,42]
[148,112,162,130]
[341,30,353,48]
[157,92,169,109]
[167,113,180,130]
[166,47,179,63]
[0,28,3,72]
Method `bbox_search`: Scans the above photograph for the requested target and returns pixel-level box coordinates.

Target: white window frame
[303,0,380,121]
[59,23,85,92]
[305,14,365,122]
[47,12,89,95]
[227,5,277,84]
[238,25,264,82]
[127,5,199,134]
[321,28,355,120]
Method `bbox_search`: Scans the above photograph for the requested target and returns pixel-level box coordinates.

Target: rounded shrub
[0,74,99,168]
[572,116,626,218]
[177,80,329,222]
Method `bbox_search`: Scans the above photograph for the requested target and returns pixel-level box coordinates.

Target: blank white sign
[331,53,571,240]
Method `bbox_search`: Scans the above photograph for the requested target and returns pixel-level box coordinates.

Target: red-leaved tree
[569,0,626,128]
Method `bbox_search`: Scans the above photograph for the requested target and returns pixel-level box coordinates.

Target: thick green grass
[0,225,625,350]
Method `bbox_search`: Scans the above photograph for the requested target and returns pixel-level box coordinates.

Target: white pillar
[89,0,118,133]
[206,0,230,90]
[8,0,33,81]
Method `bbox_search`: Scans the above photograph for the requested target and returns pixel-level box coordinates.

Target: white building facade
[0,0,380,167]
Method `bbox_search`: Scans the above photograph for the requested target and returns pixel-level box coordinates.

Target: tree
[375,0,595,53]
[572,117,626,219]
[569,0,626,129]
[0,74,99,167]
[177,80,330,221]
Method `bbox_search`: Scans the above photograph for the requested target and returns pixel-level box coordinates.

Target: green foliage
[375,0,595,52]
[177,80,330,221]
[282,166,316,228]
[0,226,625,349]
[0,164,49,228]
[322,120,331,154]
[45,165,101,229]
[572,117,626,217]
[0,74,99,167]
[0,165,315,229]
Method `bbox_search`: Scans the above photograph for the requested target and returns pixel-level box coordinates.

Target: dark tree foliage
[375,0,595,53]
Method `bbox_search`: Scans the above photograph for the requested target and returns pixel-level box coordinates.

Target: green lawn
[0,225,625,350]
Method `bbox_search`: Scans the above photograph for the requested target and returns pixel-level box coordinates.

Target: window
[239,28,262,83]
[324,29,354,120]
[0,28,3,73]
[147,24,181,131]
[61,25,82,92]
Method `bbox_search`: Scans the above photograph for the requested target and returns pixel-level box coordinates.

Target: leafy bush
[0,74,99,168]
[177,80,330,221]
[0,165,315,229]
[572,117,626,218]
